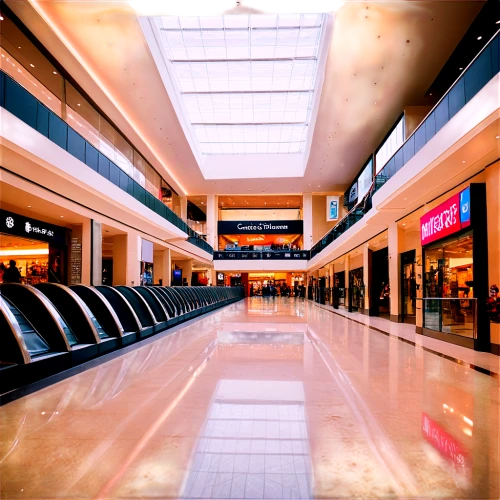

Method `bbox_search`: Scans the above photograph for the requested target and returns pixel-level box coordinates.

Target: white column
[81,219,91,285]
[363,244,371,314]
[153,248,171,286]
[388,222,401,322]
[112,230,140,286]
[303,193,313,250]
[91,220,102,286]
[206,194,218,250]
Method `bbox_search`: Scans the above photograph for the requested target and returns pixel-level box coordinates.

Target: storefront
[1,209,70,284]
[370,247,390,318]
[401,250,417,324]
[218,220,303,251]
[420,184,489,350]
[349,267,364,312]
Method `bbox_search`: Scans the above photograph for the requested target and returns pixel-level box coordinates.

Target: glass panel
[424,233,474,338]
[375,116,405,174]
[133,151,147,187]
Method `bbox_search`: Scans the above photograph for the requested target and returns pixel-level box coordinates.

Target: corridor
[1,298,499,500]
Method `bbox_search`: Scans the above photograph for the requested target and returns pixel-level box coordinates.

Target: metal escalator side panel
[94,286,142,332]
[162,287,184,315]
[168,286,192,313]
[70,285,124,338]
[35,283,101,344]
[0,295,32,364]
[133,287,169,321]
[0,284,71,352]
[153,287,178,317]
[114,286,157,327]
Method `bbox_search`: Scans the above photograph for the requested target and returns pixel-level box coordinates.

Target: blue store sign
[460,186,471,228]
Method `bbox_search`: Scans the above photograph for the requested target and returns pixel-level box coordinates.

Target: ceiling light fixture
[462,160,466,163]
[53,71,57,75]
[459,67,463,70]
[28,205,31,208]
[60,215,64,218]
[30,1,188,195]
[30,63,35,68]
[477,36,482,40]
[0,16,4,21]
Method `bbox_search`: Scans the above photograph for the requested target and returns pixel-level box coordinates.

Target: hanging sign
[326,196,340,221]
[218,220,303,235]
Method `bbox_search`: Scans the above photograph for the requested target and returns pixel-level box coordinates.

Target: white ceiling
[150,14,325,158]
[8,1,484,195]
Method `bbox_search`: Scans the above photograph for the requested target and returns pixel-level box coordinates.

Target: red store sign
[420,193,461,246]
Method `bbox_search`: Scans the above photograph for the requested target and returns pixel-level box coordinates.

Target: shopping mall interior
[0,0,499,498]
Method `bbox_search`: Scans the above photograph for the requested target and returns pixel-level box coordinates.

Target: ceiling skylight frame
[151,13,327,156]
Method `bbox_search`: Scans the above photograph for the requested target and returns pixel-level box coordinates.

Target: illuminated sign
[1,209,67,246]
[218,220,303,235]
[420,187,471,246]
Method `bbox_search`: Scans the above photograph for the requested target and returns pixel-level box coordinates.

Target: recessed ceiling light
[477,36,482,40]
[53,71,57,75]
[402,223,406,226]
[30,63,35,68]
[60,215,64,218]
[28,205,31,208]
[18,46,21,49]
[459,67,463,70]
[496,135,500,139]
[0,16,4,21]
[77,103,81,106]
[496,20,500,24]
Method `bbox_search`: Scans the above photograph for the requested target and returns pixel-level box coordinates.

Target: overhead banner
[326,196,340,221]
[218,220,303,235]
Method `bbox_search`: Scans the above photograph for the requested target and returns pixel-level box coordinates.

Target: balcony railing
[0,70,214,255]
[214,250,310,260]
[375,31,499,189]
[310,31,498,261]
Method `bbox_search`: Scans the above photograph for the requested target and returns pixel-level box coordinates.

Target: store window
[424,231,474,338]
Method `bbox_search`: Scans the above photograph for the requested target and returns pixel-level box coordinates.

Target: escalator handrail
[114,286,158,326]
[95,285,143,331]
[133,286,170,321]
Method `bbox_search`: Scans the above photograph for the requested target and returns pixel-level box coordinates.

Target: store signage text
[420,187,471,246]
[1,209,67,246]
[218,220,303,235]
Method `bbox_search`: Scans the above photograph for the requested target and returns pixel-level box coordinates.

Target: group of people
[254,282,305,298]
[0,260,22,283]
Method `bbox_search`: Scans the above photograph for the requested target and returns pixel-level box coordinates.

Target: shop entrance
[0,234,65,284]
[349,267,364,312]
[424,231,474,343]
[370,247,389,318]
[401,250,417,324]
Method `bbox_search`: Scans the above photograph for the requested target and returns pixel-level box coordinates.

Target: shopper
[3,260,22,283]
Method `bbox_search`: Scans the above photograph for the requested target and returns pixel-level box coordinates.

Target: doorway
[401,250,416,324]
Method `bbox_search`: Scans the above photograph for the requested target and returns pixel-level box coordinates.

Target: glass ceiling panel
[155,14,325,154]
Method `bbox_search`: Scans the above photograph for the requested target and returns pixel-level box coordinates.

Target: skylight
[154,14,326,155]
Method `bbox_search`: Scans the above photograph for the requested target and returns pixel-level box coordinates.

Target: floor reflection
[1,297,498,500]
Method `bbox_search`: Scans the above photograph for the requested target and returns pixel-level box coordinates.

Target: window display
[424,232,474,338]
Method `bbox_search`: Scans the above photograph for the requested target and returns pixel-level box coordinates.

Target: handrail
[0,70,214,255]
[376,30,499,181]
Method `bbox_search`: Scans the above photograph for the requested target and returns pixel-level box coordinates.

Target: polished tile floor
[1,297,499,499]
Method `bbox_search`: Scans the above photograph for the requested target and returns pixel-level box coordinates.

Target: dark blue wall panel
[97,153,110,179]
[48,113,68,150]
[67,128,86,163]
[434,95,449,134]
[85,143,99,171]
[448,78,465,119]
[36,104,50,138]
[5,78,37,129]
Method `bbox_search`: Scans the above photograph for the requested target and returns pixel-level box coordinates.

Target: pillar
[91,219,102,286]
[153,248,171,286]
[80,220,91,285]
[112,230,141,286]
[363,244,372,315]
[416,245,423,330]
[206,194,218,251]
[180,197,188,222]
[388,222,401,322]
[303,193,313,250]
